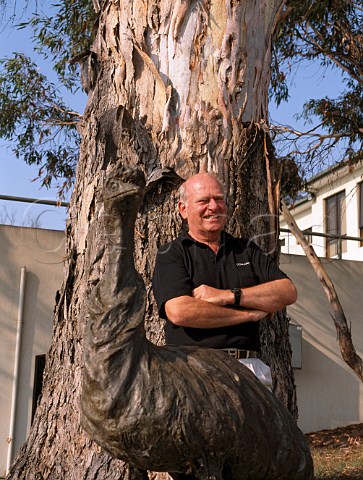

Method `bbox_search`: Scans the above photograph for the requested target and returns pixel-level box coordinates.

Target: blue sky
[0,1,344,230]
[0,0,86,230]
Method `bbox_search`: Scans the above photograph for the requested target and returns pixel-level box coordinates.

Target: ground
[307,423,363,479]
[2,424,361,480]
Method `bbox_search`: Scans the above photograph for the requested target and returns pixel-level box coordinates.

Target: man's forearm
[193,278,297,313]
[165,295,267,329]
[239,279,297,311]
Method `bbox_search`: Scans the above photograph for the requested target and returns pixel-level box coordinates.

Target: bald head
[179,173,226,205]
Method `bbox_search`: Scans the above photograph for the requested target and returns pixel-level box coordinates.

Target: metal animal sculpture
[81,164,313,479]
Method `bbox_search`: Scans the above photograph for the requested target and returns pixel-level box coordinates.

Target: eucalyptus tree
[272,0,363,178]
[3,0,363,478]
[2,1,362,193]
[275,0,363,384]
[0,0,96,196]
[5,1,304,478]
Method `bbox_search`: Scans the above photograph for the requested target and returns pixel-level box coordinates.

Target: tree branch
[305,22,363,85]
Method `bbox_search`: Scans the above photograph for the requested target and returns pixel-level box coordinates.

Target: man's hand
[192,284,233,306]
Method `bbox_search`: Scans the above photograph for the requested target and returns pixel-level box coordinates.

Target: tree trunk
[8,1,297,478]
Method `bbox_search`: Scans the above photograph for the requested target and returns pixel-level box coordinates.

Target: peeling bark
[8,1,301,478]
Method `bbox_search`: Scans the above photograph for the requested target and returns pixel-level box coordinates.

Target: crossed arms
[165,279,297,329]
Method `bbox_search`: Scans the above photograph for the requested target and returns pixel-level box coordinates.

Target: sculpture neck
[103,202,140,297]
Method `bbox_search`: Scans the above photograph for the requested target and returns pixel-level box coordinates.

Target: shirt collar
[179,229,233,247]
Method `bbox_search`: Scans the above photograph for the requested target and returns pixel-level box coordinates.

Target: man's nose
[207,198,218,209]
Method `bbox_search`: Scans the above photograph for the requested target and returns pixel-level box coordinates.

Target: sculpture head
[103,165,145,212]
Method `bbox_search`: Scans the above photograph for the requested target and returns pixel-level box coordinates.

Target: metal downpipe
[6,267,26,475]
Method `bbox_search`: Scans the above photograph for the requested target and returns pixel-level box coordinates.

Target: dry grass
[306,423,363,479]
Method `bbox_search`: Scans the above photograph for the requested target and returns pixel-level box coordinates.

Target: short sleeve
[152,241,194,318]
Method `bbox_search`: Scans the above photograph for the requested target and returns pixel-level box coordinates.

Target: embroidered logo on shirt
[236,262,250,266]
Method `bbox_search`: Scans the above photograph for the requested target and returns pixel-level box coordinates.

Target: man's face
[178,175,227,239]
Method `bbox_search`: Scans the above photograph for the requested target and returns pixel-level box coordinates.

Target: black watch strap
[230,288,242,307]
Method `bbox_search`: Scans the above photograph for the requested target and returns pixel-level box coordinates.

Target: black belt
[221,348,259,359]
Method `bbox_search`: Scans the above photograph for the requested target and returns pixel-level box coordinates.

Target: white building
[0,225,64,477]
[280,161,363,260]
[280,161,363,433]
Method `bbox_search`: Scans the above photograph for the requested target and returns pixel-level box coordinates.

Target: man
[152,173,297,479]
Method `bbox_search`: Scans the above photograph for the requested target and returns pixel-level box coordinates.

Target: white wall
[0,225,64,477]
[281,253,363,433]
[281,162,363,260]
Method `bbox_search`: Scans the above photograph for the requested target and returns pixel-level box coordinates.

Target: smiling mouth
[204,214,226,219]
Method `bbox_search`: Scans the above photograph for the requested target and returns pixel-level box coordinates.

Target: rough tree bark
[8,1,299,478]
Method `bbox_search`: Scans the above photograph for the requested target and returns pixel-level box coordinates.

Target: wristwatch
[230,288,242,307]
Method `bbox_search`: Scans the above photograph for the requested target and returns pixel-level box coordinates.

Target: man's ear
[178,201,187,220]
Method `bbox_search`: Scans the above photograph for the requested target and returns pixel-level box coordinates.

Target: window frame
[325,190,347,258]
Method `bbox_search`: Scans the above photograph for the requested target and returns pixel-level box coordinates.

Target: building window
[32,354,46,424]
[359,182,363,246]
[325,191,347,258]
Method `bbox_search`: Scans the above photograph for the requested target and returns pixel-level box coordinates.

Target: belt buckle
[226,348,238,359]
[221,348,255,359]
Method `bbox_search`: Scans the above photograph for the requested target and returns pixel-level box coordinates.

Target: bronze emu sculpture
[81,165,313,479]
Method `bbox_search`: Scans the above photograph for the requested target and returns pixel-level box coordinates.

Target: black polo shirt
[152,230,288,350]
